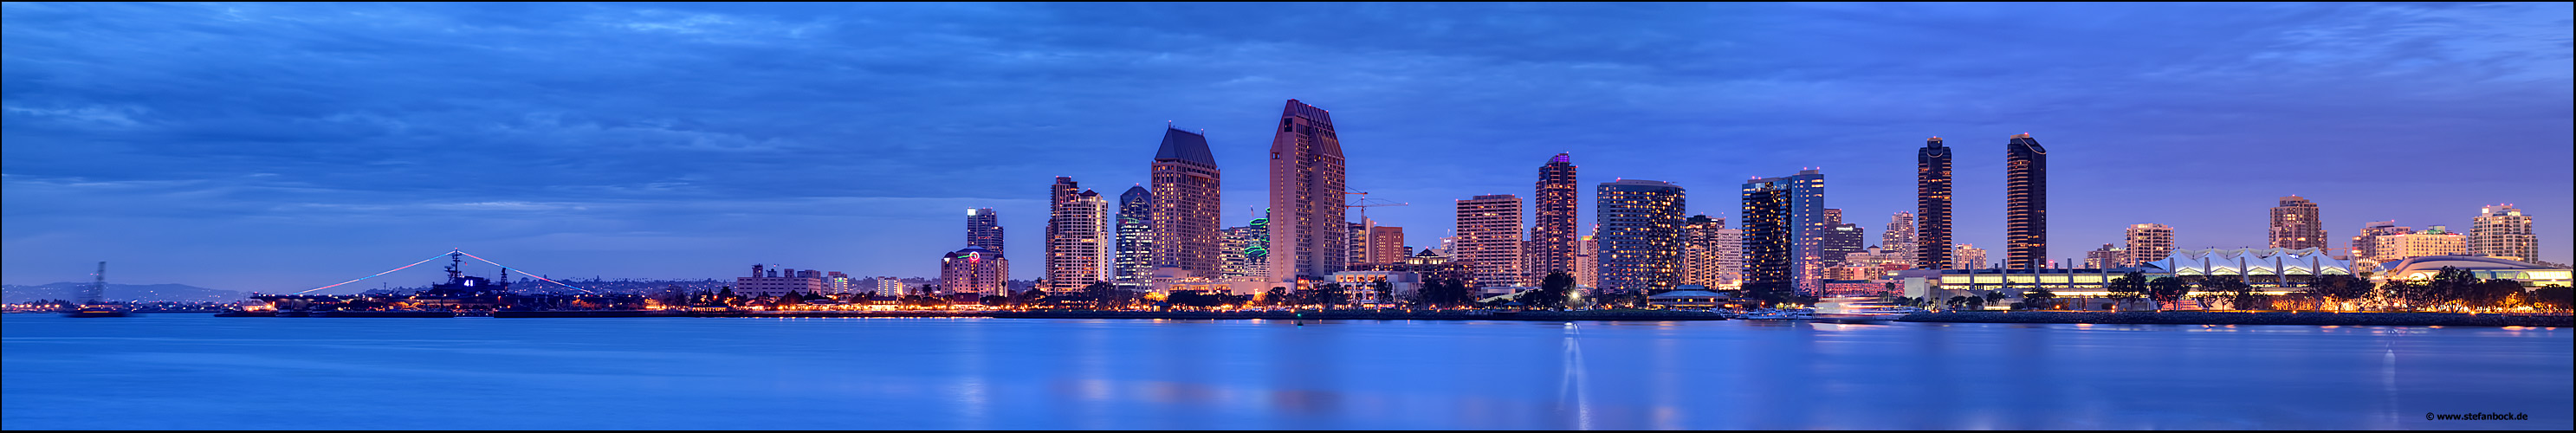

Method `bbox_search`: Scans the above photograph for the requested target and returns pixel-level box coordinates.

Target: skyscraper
[1368,225,1407,266]
[1046,187,1110,291]
[1742,170,1827,294]
[1680,215,1729,288]
[1114,185,1154,289]
[2269,196,2327,250]
[2469,204,2538,263]
[1455,194,1525,288]
[1819,210,1865,269]
[2122,223,2175,267]
[1220,209,1272,280]
[1150,126,1223,278]
[1883,211,1917,268]
[2085,243,2125,268]
[2351,221,2409,263]
[1267,100,1347,282]
[1916,138,1952,269]
[2004,133,2048,271]
[1045,177,1078,262]
[1952,243,1988,269]
[1596,179,1686,294]
[967,208,1005,256]
[1530,153,1580,279]
[1575,234,1600,288]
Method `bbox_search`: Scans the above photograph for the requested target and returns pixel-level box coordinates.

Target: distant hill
[2,282,247,303]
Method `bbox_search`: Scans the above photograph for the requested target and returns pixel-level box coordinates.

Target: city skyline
[5,3,2572,291]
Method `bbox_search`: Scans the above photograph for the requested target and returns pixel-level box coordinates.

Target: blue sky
[5,3,2569,292]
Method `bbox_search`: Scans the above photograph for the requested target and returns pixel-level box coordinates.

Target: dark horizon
[5,3,2569,291]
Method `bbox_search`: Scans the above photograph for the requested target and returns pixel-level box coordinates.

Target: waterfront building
[1821,219,1866,269]
[2084,243,2126,269]
[1883,211,1917,268]
[2004,133,2049,271]
[1149,126,1224,278]
[1953,243,1988,269]
[2367,225,2467,264]
[2269,196,2327,250]
[1575,234,1600,288]
[1680,215,1731,288]
[967,208,1005,256]
[1898,248,2352,301]
[1046,187,1111,291]
[735,264,832,298]
[1597,179,1686,294]
[1742,170,1827,293]
[2123,223,2176,268]
[2469,204,2539,263]
[2349,220,2409,263]
[1456,194,1526,288]
[1917,138,1954,269]
[939,246,1009,296]
[1530,153,1581,282]
[1368,225,1407,267]
[2376,255,2570,288]
[1267,99,1349,282]
[1115,185,1155,289]
[1329,270,1423,304]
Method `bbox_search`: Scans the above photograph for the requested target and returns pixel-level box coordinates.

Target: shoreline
[1898,311,2573,327]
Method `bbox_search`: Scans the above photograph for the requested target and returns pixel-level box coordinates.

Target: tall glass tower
[2004,133,2048,271]
[1915,138,1951,269]
[1266,100,1347,282]
[1150,126,1222,278]
[1744,170,1826,294]
[967,208,1005,256]
[1115,185,1154,289]
[1530,153,1580,281]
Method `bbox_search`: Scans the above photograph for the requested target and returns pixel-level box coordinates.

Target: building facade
[2121,223,2175,268]
[938,246,1009,296]
[1883,211,1917,268]
[1743,170,1827,293]
[1596,179,1687,294]
[2368,225,2467,264]
[2085,243,2125,269]
[1455,194,1526,288]
[1115,185,1155,289]
[1821,220,1866,269]
[1575,235,1600,288]
[2269,196,2327,250]
[735,264,832,298]
[1530,153,1581,282]
[1149,126,1224,278]
[1680,215,1729,288]
[2469,204,2538,263]
[967,208,1005,256]
[1367,225,1407,267]
[2350,220,2408,263]
[2004,133,2048,271]
[1266,100,1348,282]
[1046,187,1111,291]
[1917,138,1954,269]
[1953,243,1988,269]
[1220,210,1271,280]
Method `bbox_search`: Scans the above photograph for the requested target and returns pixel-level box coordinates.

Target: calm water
[3,313,2567,430]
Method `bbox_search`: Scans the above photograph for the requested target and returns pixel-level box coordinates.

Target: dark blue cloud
[5,3,2568,290]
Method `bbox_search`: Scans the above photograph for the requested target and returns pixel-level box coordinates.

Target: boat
[62,306,129,318]
[63,262,128,318]
[1812,298,1913,322]
[1738,308,1813,320]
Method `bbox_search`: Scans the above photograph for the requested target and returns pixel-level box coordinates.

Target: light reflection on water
[2,314,2568,430]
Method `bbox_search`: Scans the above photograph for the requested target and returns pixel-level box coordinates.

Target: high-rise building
[967,208,1005,256]
[939,246,1009,296]
[1368,225,1407,266]
[1883,211,1917,268]
[1046,188,1110,291]
[1917,138,1954,269]
[1820,217,1865,268]
[2351,220,2409,263]
[1531,153,1581,281]
[1115,185,1154,289]
[1743,170,1827,293]
[1455,194,1525,288]
[1576,234,1600,288]
[2084,243,2125,268]
[2121,223,2175,267]
[1267,100,1347,282]
[1150,126,1224,278]
[1712,228,1743,288]
[1220,210,1272,280]
[2370,225,2467,263]
[1952,243,1988,269]
[1596,180,1686,294]
[2269,196,2327,250]
[1680,215,1731,288]
[2004,133,2049,271]
[2469,204,2538,263]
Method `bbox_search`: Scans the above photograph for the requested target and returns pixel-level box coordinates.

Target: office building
[1575,234,1600,288]
[967,208,1005,256]
[1115,185,1154,289]
[2350,220,2409,263]
[2122,223,2175,268]
[2269,196,2327,250]
[2004,133,2048,271]
[1150,126,1224,278]
[2367,225,2467,264]
[1821,218,1866,268]
[2085,243,2125,269]
[2469,204,2539,263]
[735,264,832,298]
[1743,170,1827,293]
[938,246,1009,296]
[1046,187,1110,291]
[1456,194,1526,288]
[1917,138,1954,269]
[1597,179,1686,294]
[1267,100,1348,282]
[1953,243,1988,269]
[1680,215,1730,288]
[1531,152,1581,281]
[1368,225,1407,266]
[1883,211,1917,268]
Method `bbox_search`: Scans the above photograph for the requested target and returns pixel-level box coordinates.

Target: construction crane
[1343,191,1409,227]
